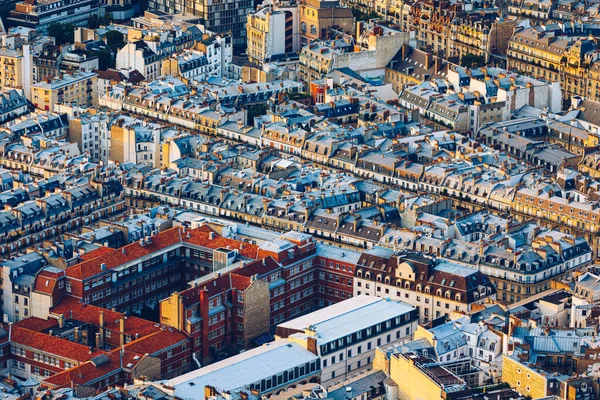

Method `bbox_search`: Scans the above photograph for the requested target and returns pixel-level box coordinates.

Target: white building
[68,111,113,163]
[162,40,232,83]
[571,272,600,328]
[246,7,287,65]
[146,339,320,400]
[354,253,497,324]
[413,316,503,382]
[276,295,418,387]
[116,41,161,82]
[1,253,48,322]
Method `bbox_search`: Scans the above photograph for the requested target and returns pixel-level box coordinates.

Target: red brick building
[7,296,191,393]
[24,225,361,377]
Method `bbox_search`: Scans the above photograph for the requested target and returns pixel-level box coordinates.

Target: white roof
[164,340,318,399]
[281,295,415,345]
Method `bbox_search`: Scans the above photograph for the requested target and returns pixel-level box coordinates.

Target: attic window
[45,280,49,287]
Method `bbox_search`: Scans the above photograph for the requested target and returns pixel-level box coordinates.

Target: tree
[105,30,125,54]
[246,103,269,125]
[460,53,486,69]
[88,14,99,29]
[0,2,13,26]
[48,22,75,45]
[102,12,114,26]
[94,48,114,70]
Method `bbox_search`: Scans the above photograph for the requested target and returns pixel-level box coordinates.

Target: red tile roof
[13,317,58,332]
[11,325,102,362]
[79,246,114,261]
[124,329,188,356]
[66,228,183,280]
[180,273,252,307]
[183,229,259,259]
[44,349,145,389]
[234,256,281,278]
[65,227,260,281]
[34,268,64,295]
[51,296,160,338]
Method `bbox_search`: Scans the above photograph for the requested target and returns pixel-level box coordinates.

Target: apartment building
[109,116,170,168]
[68,111,112,163]
[299,40,350,83]
[31,71,97,111]
[508,0,553,23]
[276,295,418,386]
[0,47,32,94]
[8,0,100,34]
[146,0,253,48]
[0,90,28,123]
[448,17,516,65]
[116,41,161,82]
[299,0,354,45]
[0,178,124,263]
[246,8,289,65]
[354,252,496,324]
[507,27,596,100]
[511,183,599,256]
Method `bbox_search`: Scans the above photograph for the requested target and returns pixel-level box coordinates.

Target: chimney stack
[120,318,126,346]
[434,57,442,73]
[95,332,101,349]
[99,310,105,327]
[425,53,433,69]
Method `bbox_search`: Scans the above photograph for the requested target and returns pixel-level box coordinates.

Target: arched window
[455,294,461,302]
[310,25,317,35]
[377,274,382,282]
[425,286,431,294]
[365,272,371,280]
[404,281,410,289]
[416,284,422,292]
[396,279,402,287]
[357,269,363,278]
[436,289,442,297]
[385,276,391,284]
[445,291,451,299]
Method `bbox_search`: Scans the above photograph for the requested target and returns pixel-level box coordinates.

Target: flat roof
[280,295,415,345]
[163,340,318,399]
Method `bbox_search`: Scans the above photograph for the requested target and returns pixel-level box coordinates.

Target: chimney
[205,387,216,398]
[99,310,105,327]
[74,327,80,343]
[120,318,126,346]
[59,314,65,329]
[95,332,101,349]
[434,57,442,73]
[401,43,408,60]
[425,53,433,69]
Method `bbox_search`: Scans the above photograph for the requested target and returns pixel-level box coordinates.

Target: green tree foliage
[105,30,125,54]
[94,48,114,70]
[460,53,486,69]
[48,22,75,45]
[88,14,99,29]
